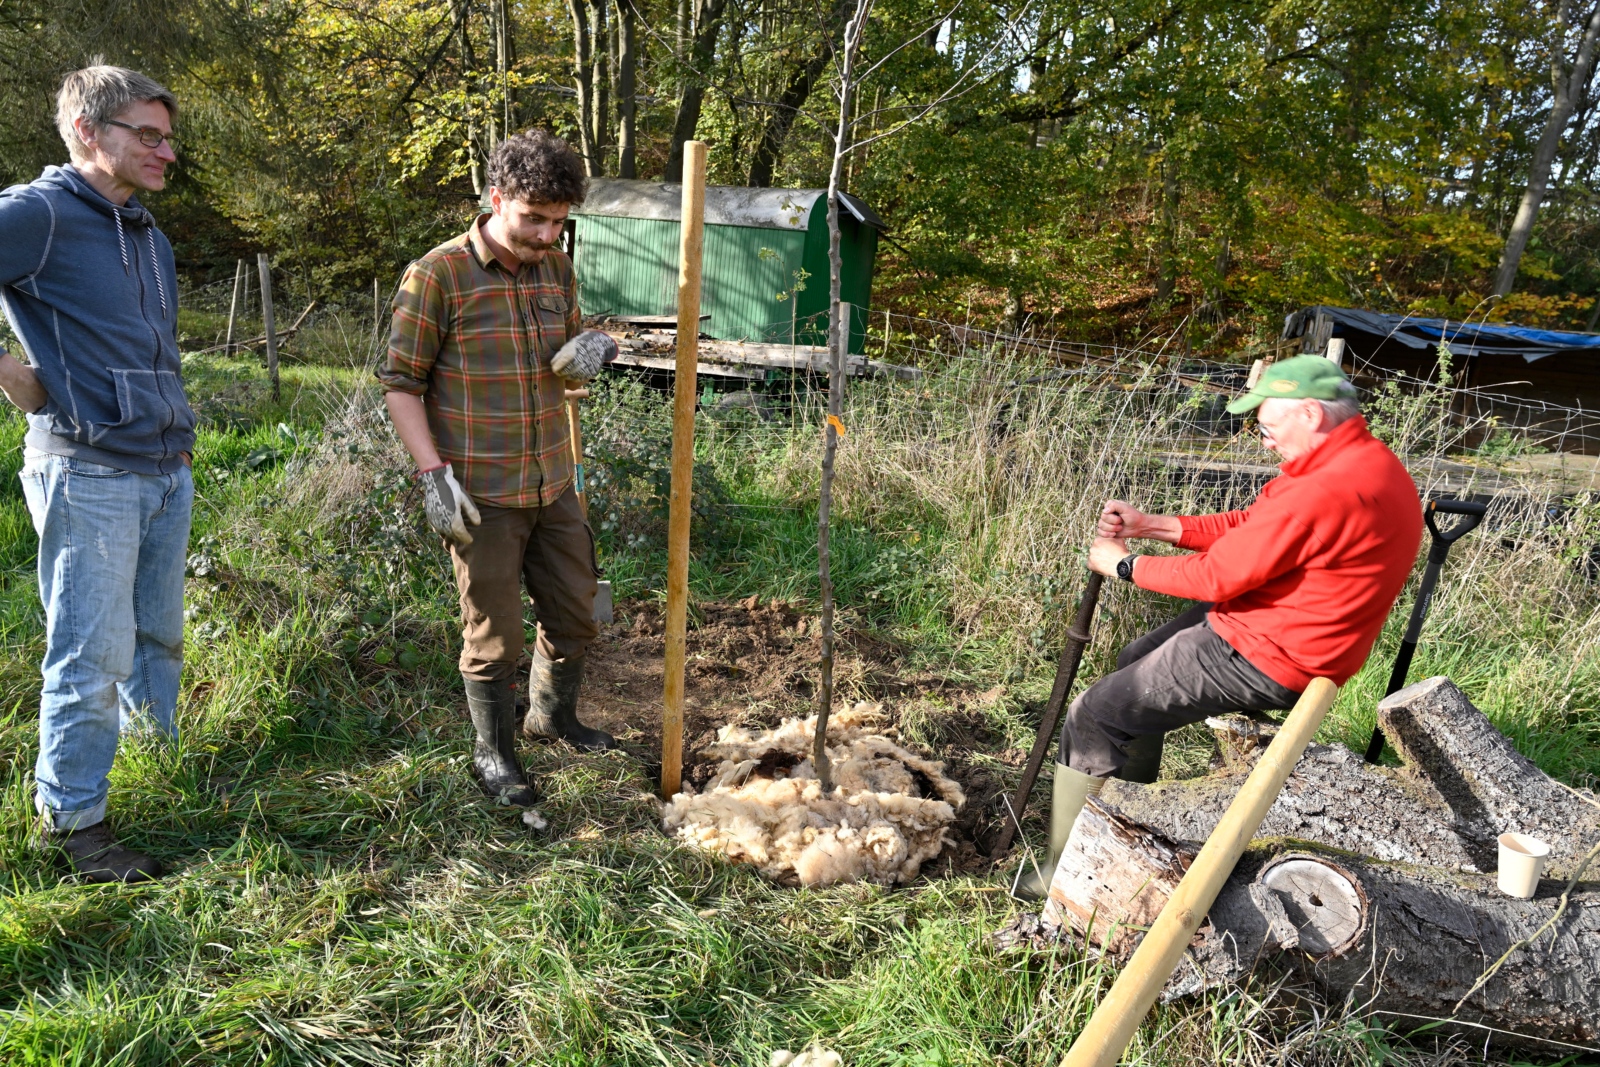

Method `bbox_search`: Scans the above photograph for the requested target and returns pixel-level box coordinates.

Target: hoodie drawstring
[145,230,168,319]
[115,211,130,274]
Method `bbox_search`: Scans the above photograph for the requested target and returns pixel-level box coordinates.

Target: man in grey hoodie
[0,65,197,882]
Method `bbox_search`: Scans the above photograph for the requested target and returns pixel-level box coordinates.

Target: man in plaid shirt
[379,129,620,809]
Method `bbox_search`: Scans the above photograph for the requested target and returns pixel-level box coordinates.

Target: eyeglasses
[103,119,178,151]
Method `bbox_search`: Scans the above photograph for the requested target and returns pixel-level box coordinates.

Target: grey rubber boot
[38,817,162,883]
[1120,732,1165,785]
[1011,763,1105,902]
[465,678,540,807]
[522,649,616,752]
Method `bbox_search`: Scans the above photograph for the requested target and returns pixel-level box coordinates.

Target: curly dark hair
[487,129,587,206]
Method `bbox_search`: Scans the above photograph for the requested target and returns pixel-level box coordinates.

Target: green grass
[0,336,1591,1065]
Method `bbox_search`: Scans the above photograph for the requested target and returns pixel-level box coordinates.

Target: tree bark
[1153,157,1180,307]
[1492,1,1600,297]
[618,0,637,177]
[568,0,598,174]
[663,0,728,181]
[591,0,610,171]
[1022,678,1600,1050]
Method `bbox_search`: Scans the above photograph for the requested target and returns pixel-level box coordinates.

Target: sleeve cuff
[375,369,429,395]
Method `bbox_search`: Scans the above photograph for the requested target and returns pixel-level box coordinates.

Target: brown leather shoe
[45,821,163,883]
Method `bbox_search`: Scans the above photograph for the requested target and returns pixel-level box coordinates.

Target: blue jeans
[20,449,193,832]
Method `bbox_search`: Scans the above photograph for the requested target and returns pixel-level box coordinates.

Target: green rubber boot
[1011,763,1105,901]
[1120,732,1166,785]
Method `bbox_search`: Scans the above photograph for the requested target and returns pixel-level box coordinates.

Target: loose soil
[548,597,1021,875]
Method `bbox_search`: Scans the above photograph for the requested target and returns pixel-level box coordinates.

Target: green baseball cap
[1227,354,1358,415]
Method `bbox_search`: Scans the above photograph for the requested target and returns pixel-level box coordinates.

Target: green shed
[569,178,884,355]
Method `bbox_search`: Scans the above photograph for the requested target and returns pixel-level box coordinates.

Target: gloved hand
[551,330,618,382]
[421,463,481,546]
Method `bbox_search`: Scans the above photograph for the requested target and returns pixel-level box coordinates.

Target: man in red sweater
[1015,355,1422,899]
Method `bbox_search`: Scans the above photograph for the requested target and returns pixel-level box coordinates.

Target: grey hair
[1316,396,1362,427]
[56,62,177,163]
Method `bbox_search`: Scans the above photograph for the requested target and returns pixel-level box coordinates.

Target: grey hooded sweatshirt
[0,164,196,474]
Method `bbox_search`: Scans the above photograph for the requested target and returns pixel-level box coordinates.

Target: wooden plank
[609,351,765,380]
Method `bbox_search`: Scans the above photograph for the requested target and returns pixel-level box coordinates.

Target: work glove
[551,329,618,382]
[421,463,481,546]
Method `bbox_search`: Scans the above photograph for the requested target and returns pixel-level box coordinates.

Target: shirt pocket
[528,292,569,365]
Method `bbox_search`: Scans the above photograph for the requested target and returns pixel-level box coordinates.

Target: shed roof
[1288,305,1600,363]
[574,178,886,232]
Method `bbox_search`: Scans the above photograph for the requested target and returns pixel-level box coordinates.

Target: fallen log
[1029,677,1600,1051]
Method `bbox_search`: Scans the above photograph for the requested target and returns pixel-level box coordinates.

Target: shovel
[566,387,613,624]
[992,571,1105,856]
[1363,497,1486,763]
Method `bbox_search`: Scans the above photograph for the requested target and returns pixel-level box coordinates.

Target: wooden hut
[568,178,884,354]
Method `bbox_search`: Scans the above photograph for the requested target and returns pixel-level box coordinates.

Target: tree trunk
[591,0,610,171]
[663,0,728,181]
[811,0,873,793]
[568,0,598,174]
[748,0,854,187]
[451,0,484,193]
[1020,678,1600,1050]
[1153,157,1180,307]
[497,0,516,131]
[618,0,637,178]
[1492,2,1600,297]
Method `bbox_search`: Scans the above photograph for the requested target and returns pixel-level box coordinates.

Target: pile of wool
[661,703,965,887]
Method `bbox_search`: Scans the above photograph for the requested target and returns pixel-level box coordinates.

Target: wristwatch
[1116,554,1137,582]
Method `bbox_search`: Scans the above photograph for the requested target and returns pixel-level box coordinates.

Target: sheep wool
[661,704,965,887]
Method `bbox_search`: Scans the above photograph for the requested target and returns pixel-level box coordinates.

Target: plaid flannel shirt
[378,216,580,508]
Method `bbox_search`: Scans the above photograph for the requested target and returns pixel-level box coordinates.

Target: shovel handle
[1365,498,1485,763]
[993,571,1105,856]
[1425,498,1486,546]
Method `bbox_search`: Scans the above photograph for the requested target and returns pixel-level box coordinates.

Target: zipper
[132,220,176,464]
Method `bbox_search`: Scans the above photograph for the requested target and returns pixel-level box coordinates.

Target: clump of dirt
[564,597,1023,875]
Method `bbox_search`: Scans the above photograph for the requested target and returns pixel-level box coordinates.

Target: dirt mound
[563,598,1020,873]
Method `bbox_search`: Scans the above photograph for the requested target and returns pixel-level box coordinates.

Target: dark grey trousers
[1059,602,1301,779]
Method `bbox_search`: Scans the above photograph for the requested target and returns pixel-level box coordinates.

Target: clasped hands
[1086,500,1182,578]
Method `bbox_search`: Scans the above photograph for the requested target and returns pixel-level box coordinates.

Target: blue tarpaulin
[1285,306,1600,363]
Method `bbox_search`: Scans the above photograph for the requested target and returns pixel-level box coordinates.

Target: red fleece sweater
[1132,416,1422,691]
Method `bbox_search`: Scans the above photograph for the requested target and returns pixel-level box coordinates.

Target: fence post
[257,253,279,402]
[225,259,245,355]
[661,140,707,800]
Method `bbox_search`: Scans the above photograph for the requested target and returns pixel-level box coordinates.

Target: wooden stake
[1058,677,1340,1067]
[257,253,279,402]
[661,139,706,799]
[225,259,244,355]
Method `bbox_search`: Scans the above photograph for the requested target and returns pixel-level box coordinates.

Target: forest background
[5,0,1600,348]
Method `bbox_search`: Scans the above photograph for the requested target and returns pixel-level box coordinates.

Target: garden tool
[566,387,613,624]
[1363,497,1487,763]
[994,571,1105,857]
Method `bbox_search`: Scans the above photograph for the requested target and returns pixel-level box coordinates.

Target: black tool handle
[1424,498,1486,554]
[1364,498,1484,763]
[993,571,1104,855]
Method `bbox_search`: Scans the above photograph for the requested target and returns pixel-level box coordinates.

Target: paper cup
[1497,832,1550,899]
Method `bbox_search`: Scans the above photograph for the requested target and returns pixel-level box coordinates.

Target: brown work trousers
[449,485,599,683]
